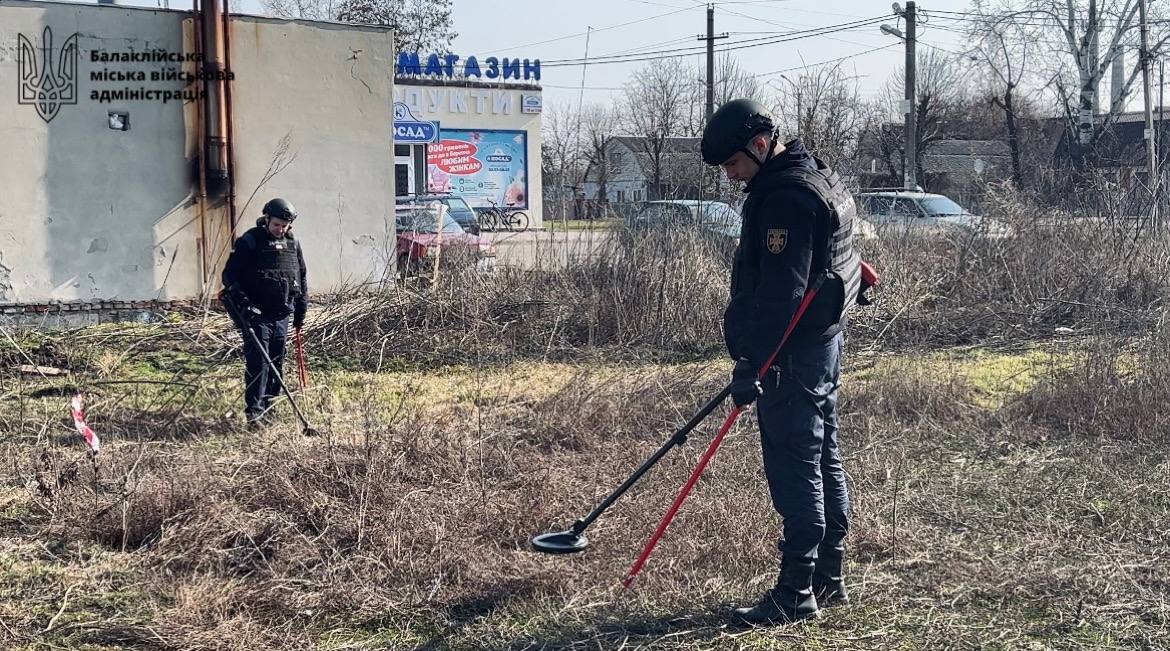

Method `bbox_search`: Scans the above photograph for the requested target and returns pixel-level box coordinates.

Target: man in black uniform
[700,99,863,624]
[221,198,309,428]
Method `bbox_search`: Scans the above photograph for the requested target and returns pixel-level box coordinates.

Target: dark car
[396,194,480,235]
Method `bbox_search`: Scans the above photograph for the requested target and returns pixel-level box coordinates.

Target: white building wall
[394,82,543,227]
[0,1,396,308]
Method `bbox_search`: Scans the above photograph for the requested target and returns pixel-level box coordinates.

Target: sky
[436,0,977,111]
[96,0,982,110]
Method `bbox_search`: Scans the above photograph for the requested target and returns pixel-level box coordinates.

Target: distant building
[393,72,543,227]
[858,135,1011,195]
[582,137,706,205]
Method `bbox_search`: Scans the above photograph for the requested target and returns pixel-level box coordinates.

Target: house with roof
[857,135,1012,196]
[582,136,708,206]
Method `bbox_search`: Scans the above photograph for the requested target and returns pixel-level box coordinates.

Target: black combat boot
[813,544,850,607]
[733,559,819,625]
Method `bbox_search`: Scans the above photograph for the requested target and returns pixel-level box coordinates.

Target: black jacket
[724,139,847,368]
[221,219,308,319]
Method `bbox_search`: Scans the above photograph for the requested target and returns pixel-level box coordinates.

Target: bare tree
[967,4,1043,186]
[714,53,763,106]
[261,0,337,20]
[580,104,623,212]
[622,59,695,200]
[1006,0,1170,159]
[541,102,582,220]
[880,50,966,184]
[261,0,456,52]
[772,63,868,175]
[678,54,767,137]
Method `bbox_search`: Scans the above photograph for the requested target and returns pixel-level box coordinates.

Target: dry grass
[2,192,1170,649]
[3,330,1170,649]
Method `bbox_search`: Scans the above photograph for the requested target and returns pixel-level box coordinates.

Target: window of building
[617,190,626,203]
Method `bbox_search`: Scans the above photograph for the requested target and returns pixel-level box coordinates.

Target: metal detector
[530,384,732,554]
[223,295,322,437]
[532,273,837,563]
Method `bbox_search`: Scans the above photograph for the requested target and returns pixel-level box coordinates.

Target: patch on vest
[767,229,787,254]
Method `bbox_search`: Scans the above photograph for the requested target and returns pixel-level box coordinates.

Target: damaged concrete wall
[0,1,395,309]
[0,1,201,304]
[227,16,396,292]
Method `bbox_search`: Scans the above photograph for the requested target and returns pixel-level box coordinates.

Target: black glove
[730,359,763,407]
[222,288,260,326]
[292,305,306,330]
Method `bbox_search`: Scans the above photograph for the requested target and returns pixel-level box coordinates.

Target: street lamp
[881,3,917,190]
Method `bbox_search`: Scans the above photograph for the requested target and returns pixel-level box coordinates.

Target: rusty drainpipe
[192,0,210,288]
[201,0,229,199]
[220,0,238,234]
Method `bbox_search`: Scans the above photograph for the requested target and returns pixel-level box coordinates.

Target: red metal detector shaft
[622,276,826,589]
[295,328,310,388]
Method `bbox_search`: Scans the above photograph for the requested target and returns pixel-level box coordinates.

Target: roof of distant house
[614,136,702,155]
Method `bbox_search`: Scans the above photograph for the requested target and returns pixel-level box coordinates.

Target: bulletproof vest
[772,158,862,325]
[244,228,302,311]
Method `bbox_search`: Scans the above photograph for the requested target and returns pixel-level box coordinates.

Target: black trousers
[756,332,849,564]
[241,313,289,419]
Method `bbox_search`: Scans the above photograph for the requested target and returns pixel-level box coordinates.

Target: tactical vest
[243,228,302,311]
[771,158,862,326]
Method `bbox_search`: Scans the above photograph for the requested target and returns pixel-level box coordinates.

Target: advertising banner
[427,129,528,209]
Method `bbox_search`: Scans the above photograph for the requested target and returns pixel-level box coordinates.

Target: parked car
[396,193,480,235]
[630,198,877,246]
[857,190,1009,236]
[394,203,496,276]
[628,200,741,256]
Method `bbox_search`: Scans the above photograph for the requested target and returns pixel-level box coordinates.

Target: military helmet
[262,197,297,222]
[700,99,777,165]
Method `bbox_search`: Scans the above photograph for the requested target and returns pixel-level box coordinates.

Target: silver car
[857,191,1007,235]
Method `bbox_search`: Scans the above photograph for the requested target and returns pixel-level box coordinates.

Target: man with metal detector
[700,99,875,625]
[220,197,309,430]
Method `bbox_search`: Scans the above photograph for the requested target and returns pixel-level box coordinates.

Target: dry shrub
[856,182,1170,347]
[43,453,215,553]
[845,357,979,424]
[305,225,731,368]
[1011,327,1170,440]
[509,365,725,452]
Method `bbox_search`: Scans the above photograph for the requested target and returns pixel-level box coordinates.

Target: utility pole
[904,1,917,190]
[698,4,729,121]
[573,26,592,222]
[1138,0,1159,231]
[886,4,917,189]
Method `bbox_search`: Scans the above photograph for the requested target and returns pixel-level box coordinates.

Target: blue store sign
[394,102,439,143]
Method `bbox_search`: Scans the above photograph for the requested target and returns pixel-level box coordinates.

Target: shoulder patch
[767,228,787,254]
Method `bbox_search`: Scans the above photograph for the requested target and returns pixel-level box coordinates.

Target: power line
[541,84,626,91]
[540,15,893,68]
[924,9,1170,30]
[483,6,700,52]
[747,43,898,80]
[605,36,697,58]
[542,44,889,91]
[712,1,890,52]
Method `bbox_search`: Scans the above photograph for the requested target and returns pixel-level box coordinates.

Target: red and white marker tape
[70,393,101,454]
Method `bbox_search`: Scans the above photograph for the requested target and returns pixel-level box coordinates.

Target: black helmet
[262,197,297,222]
[700,99,776,165]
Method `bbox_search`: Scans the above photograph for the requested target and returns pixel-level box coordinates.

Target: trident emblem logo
[18,26,79,124]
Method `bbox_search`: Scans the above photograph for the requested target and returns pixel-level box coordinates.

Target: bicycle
[480,199,529,232]
[476,207,499,232]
